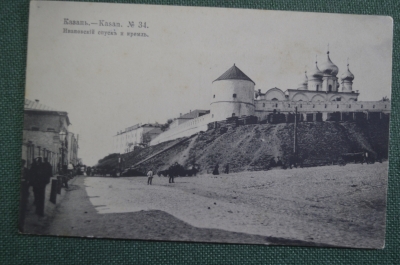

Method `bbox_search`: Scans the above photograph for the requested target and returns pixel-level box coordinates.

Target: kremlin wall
[114,50,391,152]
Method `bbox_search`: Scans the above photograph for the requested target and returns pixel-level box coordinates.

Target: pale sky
[25,1,393,165]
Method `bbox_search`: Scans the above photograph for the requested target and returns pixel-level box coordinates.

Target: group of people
[212,163,230,175]
[146,168,175,185]
[20,157,53,217]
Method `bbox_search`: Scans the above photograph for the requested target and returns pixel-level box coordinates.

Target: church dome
[297,71,308,90]
[319,51,339,76]
[341,64,354,81]
[308,62,323,80]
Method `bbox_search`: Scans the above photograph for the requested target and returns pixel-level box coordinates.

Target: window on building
[275,103,278,107]
[373,105,375,108]
[349,104,351,108]
[212,114,214,118]
[325,104,327,108]
[288,104,290,107]
[316,85,319,91]
[263,103,265,107]
[328,85,332,92]
[232,113,236,117]
[300,104,302,108]
[337,104,339,108]
[233,94,237,98]
[313,104,315,108]
[361,105,363,108]
[31,127,39,131]
[213,95,215,98]
[385,105,387,108]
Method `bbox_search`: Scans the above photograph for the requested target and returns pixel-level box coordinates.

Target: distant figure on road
[212,163,219,175]
[68,162,74,177]
[224,163,229,174]
[147,169,154,185]
[269,157,276,168]
[362,151,369,165]
[276,156,283,168]
[168,173,174,183]
[86,167,92,176]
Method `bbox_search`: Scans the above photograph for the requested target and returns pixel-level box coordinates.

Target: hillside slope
[98,120,389,174]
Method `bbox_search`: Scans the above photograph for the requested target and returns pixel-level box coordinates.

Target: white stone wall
[287,90,359,102]
[150,114,212,145]
[254,100,390,121]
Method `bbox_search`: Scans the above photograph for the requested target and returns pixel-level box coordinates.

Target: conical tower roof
[213,64,255,85]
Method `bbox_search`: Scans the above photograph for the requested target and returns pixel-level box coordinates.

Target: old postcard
[19,0,393,248]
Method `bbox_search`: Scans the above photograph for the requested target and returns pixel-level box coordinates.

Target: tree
[160,118,174,131]
[140,133,152,147]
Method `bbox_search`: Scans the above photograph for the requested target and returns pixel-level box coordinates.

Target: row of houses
[22,99,80,173]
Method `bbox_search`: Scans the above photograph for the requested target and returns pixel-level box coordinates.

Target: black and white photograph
[19,1,392,249]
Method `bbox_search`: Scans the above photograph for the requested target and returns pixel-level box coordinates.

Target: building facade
[113,123,163,154]
[150,50,390,146]
[22,99,79,173]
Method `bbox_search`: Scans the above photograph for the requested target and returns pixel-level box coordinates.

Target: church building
[122,49,391,147]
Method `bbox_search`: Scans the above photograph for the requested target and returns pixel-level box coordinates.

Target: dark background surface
[1,0,399,264]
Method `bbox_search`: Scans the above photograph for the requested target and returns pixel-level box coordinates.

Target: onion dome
[213,64,255,85]
[308,61,323,80]
[341,64,354,81]
[297,71,308,90]
[319,51,339,76]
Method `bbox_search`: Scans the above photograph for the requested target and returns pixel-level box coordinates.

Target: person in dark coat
[31,157,52,217]
[18,159,30,232]
[224,163,229,174]
[168,163,178,183]
[212,163,219,175]
[276,156,283,167]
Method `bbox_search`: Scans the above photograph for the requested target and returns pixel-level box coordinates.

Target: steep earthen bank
[98,120,389,174]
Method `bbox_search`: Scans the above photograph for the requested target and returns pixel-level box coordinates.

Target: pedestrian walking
[224,163,229,174]
[168,173,175,183]
[147,169,154,185]
[212,163,219,175]
[68,162,74,177]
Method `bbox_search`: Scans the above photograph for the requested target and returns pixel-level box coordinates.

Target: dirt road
[44,162,387,248]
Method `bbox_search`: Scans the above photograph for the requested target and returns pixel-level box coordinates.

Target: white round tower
[210,64,255,121]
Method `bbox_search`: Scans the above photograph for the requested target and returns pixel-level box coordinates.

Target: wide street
[43,162,388,248]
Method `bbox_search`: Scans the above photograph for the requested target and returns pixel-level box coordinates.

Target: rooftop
[178,110,210,119]
[213,64,255,85]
